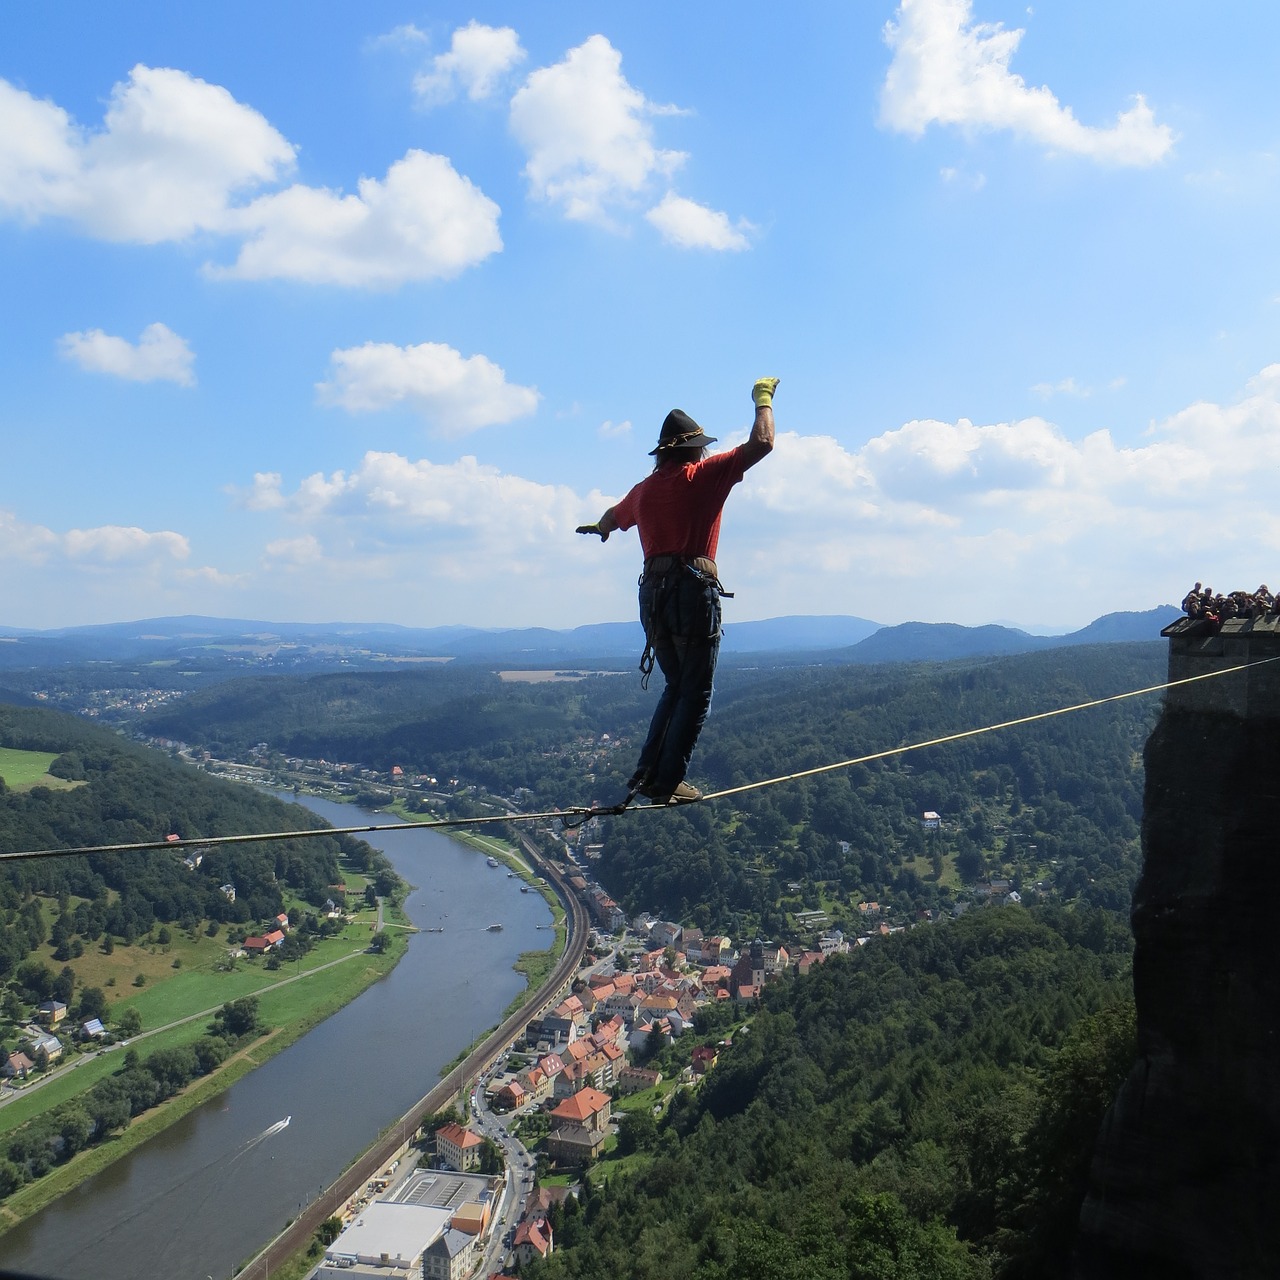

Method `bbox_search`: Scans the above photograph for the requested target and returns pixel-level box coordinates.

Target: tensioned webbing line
[0,807,585,863]
[697,654,1280,803]
[2,653,1274,863]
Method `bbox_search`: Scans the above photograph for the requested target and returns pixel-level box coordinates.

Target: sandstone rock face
[1073,702,1280,1279]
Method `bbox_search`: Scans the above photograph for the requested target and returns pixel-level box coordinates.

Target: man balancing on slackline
[576,377,778,805]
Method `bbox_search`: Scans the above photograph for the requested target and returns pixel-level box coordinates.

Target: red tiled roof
[436,1120,483,1149]
[550,1087,610,1121]
[514,1219,551,1256]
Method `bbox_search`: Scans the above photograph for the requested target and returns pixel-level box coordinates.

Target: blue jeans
[634,565,722,794]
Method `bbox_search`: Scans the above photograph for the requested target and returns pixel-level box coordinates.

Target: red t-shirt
[612,445,751,560]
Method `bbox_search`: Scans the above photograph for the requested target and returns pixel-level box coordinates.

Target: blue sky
[4,1,1280,633]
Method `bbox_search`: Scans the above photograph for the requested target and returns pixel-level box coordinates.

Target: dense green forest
[533,905,1136,1280]
[594,643,1161,930]
[0,703,389,983]
[134,663,648,763]
[134,642,1163,932]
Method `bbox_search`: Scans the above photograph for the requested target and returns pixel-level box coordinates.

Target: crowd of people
[1180,582,1278,624]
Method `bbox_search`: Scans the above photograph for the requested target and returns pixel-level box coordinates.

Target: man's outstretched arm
[740,377,778,470]
[576,507,619,542]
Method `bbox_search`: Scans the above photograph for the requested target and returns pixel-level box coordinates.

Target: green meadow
[0,747,78,791]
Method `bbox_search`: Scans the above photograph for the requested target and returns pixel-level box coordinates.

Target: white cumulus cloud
[723,368,1280,624]
[317,341,539,435]
[261,451,585,556]
[0,66,295,241]
[0,509,231,623]
[509,34,686,224]
[0,68,501,289]
[645,193,752,251]
[880,0,1175,165]
[236,472,288,512]
[220,451,624,622]
[414,22,526,105]
[211,150,502,288]
[62,525,190,564]
[58,322,195,385]
[0,509,59,562]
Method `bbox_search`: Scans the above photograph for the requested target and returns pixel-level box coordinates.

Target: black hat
[650,408,717,456]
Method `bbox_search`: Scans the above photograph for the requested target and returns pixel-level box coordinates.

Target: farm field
[0,747,78,792]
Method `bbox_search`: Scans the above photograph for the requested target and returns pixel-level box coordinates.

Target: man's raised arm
[740,377,778,469]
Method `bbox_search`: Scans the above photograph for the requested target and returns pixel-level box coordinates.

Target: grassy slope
[0,747,78,791]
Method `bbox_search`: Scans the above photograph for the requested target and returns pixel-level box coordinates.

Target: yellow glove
[752,377,779,407]
[576,523,609,542]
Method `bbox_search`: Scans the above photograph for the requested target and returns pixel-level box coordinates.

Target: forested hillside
[595,643,1162,931]
[132,643,1165,935]
[141,665,649,769]
[0,703,385,976]
[532,905,1136,1280]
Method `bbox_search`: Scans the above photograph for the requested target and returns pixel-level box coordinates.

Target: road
[470,1060,539,1275]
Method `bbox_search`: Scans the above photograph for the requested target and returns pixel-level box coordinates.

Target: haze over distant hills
[0,606,1182,671]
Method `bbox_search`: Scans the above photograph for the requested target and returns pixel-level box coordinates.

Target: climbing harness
[637,556,729,689]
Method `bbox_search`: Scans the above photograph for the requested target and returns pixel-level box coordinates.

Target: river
[0,794,553,1280]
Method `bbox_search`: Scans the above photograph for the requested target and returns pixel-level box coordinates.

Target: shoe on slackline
[644,781,702,806]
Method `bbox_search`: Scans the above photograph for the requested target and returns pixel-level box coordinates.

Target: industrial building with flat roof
[316,1169,502,1280]
[317,1202,451,1279]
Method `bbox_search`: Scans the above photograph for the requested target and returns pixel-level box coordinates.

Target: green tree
[616,1108,658,1155]
[58,1106,94,1157]
[478,1136,504,1174]
[53,965,75,1002]
[212,996,260,1038]
[77,986,108,1022]
[0,1159,24,1196]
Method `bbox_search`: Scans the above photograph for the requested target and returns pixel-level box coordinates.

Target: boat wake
[234,1115,292,1159]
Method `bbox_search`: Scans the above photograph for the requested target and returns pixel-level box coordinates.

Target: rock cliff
[1074,620,1280,1279]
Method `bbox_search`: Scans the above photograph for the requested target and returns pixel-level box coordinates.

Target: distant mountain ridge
[838,607,1181,664]
[0,606,1181,670]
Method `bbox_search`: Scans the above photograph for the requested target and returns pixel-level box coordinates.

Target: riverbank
[0,927,408,1230]
[0,800,413,1232]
